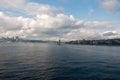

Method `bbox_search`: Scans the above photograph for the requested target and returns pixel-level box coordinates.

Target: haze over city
[0,0,120,41]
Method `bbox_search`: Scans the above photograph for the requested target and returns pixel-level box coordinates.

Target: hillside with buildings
[66,38,120,46]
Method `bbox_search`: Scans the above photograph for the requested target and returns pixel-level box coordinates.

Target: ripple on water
[0,43,120,80]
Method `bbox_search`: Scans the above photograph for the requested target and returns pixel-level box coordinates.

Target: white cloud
[65,28,104,41]
[0,0,119,41]
[0,0,26,9]
[101,0,120,14]
[0,12,22,31]
[0,11,118,40]
[102,31,119,39]
[103,31,118,36]
[84,21,113,29]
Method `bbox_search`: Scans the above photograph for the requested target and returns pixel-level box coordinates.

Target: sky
[0,0,120,41]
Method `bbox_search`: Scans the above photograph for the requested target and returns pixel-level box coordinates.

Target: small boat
[57,39,61,45]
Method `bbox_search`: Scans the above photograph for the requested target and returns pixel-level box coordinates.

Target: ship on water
[57,39,61,45]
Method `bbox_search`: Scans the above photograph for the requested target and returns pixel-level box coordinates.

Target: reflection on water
[0,43,120,80]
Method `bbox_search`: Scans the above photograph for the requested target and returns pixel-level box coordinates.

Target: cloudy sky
[0,0,120,41]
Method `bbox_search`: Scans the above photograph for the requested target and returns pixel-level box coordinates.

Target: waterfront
[0,43,120,80]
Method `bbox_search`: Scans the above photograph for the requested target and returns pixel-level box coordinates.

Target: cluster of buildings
[1,36,120,46]
[66,38,120,46]
[0,36,47,43]
[0,36,23,42]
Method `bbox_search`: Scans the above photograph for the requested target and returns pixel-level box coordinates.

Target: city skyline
[0,0,120,41]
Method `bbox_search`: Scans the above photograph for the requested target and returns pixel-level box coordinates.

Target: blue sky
[29,0,120,21]
[0,0,120,40]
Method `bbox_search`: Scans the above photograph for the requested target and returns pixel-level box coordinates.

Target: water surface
[0,43,120,80]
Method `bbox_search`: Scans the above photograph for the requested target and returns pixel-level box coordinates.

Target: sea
[0,42,120,80]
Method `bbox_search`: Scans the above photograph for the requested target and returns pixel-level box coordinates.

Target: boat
[57,39,61,45]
